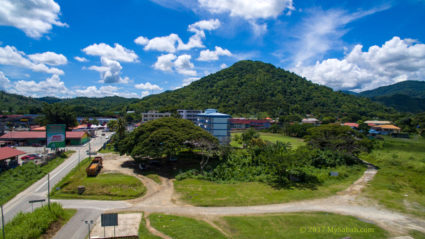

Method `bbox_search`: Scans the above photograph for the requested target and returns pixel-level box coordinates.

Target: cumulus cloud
[75,85,141,98]
[293,37,425,92]
[135,82,162,91]
[197,46,232,61]
[10,74,69,97]
[174,54,197,76]
[28,52,67,66]
[0,71,11,90]
[74,56,88,62]
[82,43,139,62]
[153,54,177,71]
[134,19,220,52]
[88,57,129,84]
[199,0,294,20]
[0,45,64,75]
[153,54,197,76]
[182,77,200,86]
[141,91,150,98]
[220,63,227,69]
[0,0,67,38]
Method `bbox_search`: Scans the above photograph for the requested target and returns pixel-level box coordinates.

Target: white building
[178,109,203,123]
[141,110,171,123]
[197,109,231,144]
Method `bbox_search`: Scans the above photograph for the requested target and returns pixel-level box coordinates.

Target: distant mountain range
[3,60,424,117]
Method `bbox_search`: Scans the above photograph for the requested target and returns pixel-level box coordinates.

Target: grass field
[147,213,387,239]
[149,214,227,239]
[361,136,425,218]
[0,151,74,205]
[0,203,76,239]
[217,213,388,239]
[138,214,162,239]
[98,144,117,154]
[230,132,305,149]
[51,158,146,200]
[174,165,364,206]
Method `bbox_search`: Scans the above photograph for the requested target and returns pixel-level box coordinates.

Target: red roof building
[343,123,359,128]
[0,131,89,146]
[0,147,26,161]
[230,119,271,130]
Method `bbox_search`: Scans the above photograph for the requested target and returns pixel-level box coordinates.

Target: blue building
[197,109,231,144]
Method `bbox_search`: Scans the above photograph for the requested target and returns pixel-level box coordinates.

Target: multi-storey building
[177,109,203,123]
[141,110,171,123]
[196,109,231,144]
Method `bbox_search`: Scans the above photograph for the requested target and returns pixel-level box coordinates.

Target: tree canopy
[118,117,218,161]
[39,103,77,130]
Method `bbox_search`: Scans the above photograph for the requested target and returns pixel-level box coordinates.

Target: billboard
[46,124,66,149]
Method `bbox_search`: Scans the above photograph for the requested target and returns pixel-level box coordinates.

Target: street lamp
[85,220,94,239]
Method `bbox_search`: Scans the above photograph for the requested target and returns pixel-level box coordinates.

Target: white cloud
[0,0,67,38]
[153,54,177,72]
[10,74,69,97]
[88,57,129,84]
[183,77,200,86]
[198,46,232,61]
[293,37,425,92]
[135,82,163,91]
[135,19,221,52]
[0,45,64,75]
[28,52,67,66]
[0,71,11,89]
[287,7,389,67]
[198,0,294,20]
[220,63,227,69]
[82,43,139,62]
[174,54,197,76]
[75,85,141,98]
[141,91,150,98]
[153,54,197,76]
[74,56,88,62]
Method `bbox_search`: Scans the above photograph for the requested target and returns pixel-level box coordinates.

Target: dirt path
[94,154,425,237]
[143,212,172,239]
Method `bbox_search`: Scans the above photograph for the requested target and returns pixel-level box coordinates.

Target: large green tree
[118,117,219,162]
[40,103,77,130]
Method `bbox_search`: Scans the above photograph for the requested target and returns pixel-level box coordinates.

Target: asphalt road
[1,131,113,227]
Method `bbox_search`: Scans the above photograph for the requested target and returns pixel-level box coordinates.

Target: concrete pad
[90,213,141,239]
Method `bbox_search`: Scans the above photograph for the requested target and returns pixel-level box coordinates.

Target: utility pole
[85,220,93,239]
[1,204,5,239]
[47,174,50,209]
[89,141,91,159]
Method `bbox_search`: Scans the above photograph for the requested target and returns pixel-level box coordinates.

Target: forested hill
[359,80,425,98]
[131,60,395,119]
[0,92,138,116]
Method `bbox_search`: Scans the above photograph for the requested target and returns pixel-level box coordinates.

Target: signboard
[101,213,118,227]
[29,199,45,203]
[46,124,66,149]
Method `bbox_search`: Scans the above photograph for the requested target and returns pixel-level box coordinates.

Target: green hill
[359,80,425,98]
[131,60,395,120]
[371,94,425,113]
[0,91,43,114]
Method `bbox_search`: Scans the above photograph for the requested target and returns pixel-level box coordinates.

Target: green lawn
[217,213,388,239]
[149,214,227,239]
[51,158,146,200]
[0,151,74,205]
[139,214,162,239]
[361,136,425,218]
[175,165,364,206]
[98,144,118,154]
[145,173,162,184]
[230,132,305,149]
[0,203,76,239]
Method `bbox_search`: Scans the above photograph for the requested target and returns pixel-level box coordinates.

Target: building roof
[343,123,359,128]
[0,147,26,161]
[31,126,46,131]
[376,124,401,130]
[230,119,270,124]
[364,120,391,125]
[0,131,86,139]
[198,109,230,117]
[302,118,319,123]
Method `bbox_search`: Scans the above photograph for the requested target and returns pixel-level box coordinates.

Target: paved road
[1,132,113,225]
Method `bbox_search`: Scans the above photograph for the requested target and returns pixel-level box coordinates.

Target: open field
[361,136,425,218]
[0,203,76,239]
[174,165,364,206]
[139,215,162,239]
[0,151,74,205]
[230,132,305,149]
[146,213,387,239]
[51,158,146,200]
[149,213,227,239]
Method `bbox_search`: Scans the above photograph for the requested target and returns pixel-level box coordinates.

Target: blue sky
[0,0,424,98]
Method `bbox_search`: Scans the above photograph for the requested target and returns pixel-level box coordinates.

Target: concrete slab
[90,213,141,239]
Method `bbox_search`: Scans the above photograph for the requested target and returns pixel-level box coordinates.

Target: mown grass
[409,230,425,239]
[145,173,162,184]
[0,203,75,239]
[0,151,74,205]
[175,165,364,206]
[51,158,146,200]
[98,144,117,154]
[217,212,388,239]
[149,214,226,239]
[230,132,305,149]
[361,136,425,218]
[138,214,162,239]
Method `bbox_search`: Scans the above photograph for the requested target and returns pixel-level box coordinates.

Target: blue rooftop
[197,109,230,117]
